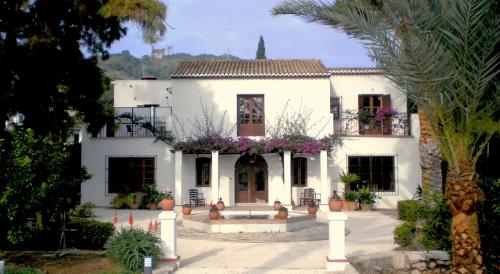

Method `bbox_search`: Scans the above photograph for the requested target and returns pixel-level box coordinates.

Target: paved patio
[93,207,401,273]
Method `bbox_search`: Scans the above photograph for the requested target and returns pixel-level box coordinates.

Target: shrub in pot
[216,197,225,211]
[342,191,358,211]
[182,203,192,215]
[277,206,288,219]
[338,172,361,190]
[112,193,134,209]
[357,187,379,211]
[308,200,318,215]
[208,204,219,220]
[159,190,175,211]
[141,184,165,210]
[273,199,282,211]
[328,190,343,211]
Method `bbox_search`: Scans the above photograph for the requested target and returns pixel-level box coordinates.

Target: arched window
[196,157,211,187]
[292,157,307,186]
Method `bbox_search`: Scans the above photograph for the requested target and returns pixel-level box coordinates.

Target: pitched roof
[329,67,383,75]
[171,59,330,79]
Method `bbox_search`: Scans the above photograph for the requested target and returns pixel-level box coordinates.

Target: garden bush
[479,178,500,272]
[72,202,95,218]
[393,222,415,247]
[107,226,162,272]
[68,217,114,249]
[418,194,451,251]
[397,200,423,222]
[5,267,41,274]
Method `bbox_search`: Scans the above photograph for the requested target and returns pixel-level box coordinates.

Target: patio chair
[189,188,206,207]
[299,188,321,206]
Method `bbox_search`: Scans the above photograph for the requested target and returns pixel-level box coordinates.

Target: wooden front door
[235,155,268,203]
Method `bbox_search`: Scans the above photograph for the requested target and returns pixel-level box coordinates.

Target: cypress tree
[256,35,267,60]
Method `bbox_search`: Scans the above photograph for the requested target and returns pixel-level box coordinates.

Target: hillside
[98,51,240,80]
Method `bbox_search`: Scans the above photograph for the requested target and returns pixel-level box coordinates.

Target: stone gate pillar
[326,211,349,271]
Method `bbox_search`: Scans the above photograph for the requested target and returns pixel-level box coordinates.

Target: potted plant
[308,200,318,215]
[112,193,134,209]
[357,187,379,211]
[216,197,225,211]
[338,172,361,190]
[159,190,175,211]
[277,206,288,219]
[142,184,165,210]
[328,190,343,211]
[342,191,358,211]
[182,202,192,215]
[273,199,282,211]
[208,204,219,220]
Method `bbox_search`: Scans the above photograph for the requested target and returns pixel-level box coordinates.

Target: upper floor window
[348,156,395,193]
[238,95,264,136]
[358,95,391,135]
[292,157,307,186]
[330,97,341,120]
[196,157,211,187]
[108,157,155,193]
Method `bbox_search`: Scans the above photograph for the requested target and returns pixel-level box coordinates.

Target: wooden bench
[299,188,321,206]
[189,189,206,207]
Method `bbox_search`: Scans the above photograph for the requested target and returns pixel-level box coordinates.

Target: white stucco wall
[171,78,333,139]
[113,80,172,107]
[330,74,407,113]
[80,130,175,206]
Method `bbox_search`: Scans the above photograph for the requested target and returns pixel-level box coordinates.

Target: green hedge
[393,222,415,247]
[397,200,423,222]
[5,267,41,274]
[68,217,114,249]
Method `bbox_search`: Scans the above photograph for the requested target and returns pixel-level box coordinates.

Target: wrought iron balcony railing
[95,107,171,138]
[334,109,410,136]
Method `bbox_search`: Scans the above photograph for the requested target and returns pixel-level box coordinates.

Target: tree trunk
[418,110,443,192]
[445,161,486,273]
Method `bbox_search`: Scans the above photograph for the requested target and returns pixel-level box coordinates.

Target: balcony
[334,109,410,136]
[95,107,171,138]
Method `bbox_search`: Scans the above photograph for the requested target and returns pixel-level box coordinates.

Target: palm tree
[273,0,499,272]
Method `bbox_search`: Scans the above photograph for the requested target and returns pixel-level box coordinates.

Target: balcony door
[238,95,264,136]
[358,95,391,135]
[235,155,268,203]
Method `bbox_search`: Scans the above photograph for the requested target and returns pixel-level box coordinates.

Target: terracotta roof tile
[171,59,330,79]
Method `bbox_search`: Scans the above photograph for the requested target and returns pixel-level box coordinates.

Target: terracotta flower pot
[329,200,343,211]
[216,202,225,211]
[159,198,175,211]
[273,202,282,211]
[308,207,318,215]
[343,201,357,211]
[277,210,288,219]
[360,204,373,211]
[208,210,219,220]
[148,203,158,210]
[182,207,192,215]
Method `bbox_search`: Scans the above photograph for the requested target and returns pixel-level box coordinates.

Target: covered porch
[173,149,332,210]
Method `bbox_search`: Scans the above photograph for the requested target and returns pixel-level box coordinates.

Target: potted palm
[277,206,288,219]
[339,172,361,190]
[159,190,175,211]
[216,197,225,211]
[328,190,343,211]
[357,187,379,211]
[208,204,219,220]
[182,202,192,215]
[308,200,318,215]
[142,184,164,210]
[343,191,358,211]
[273,199,282,211]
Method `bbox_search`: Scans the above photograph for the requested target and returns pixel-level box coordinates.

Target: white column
[174,150,182,205]
[159,211,180,265]
[211,150,219,204]
[326,212,349,272]
[283,151,292,207]
[320,150,330,211]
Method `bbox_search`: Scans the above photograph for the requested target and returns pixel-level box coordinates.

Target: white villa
[81,59,420,209]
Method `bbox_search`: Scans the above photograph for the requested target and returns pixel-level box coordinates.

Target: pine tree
[256,35,267,60]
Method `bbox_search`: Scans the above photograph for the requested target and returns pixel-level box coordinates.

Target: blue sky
[109,0,375,68]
